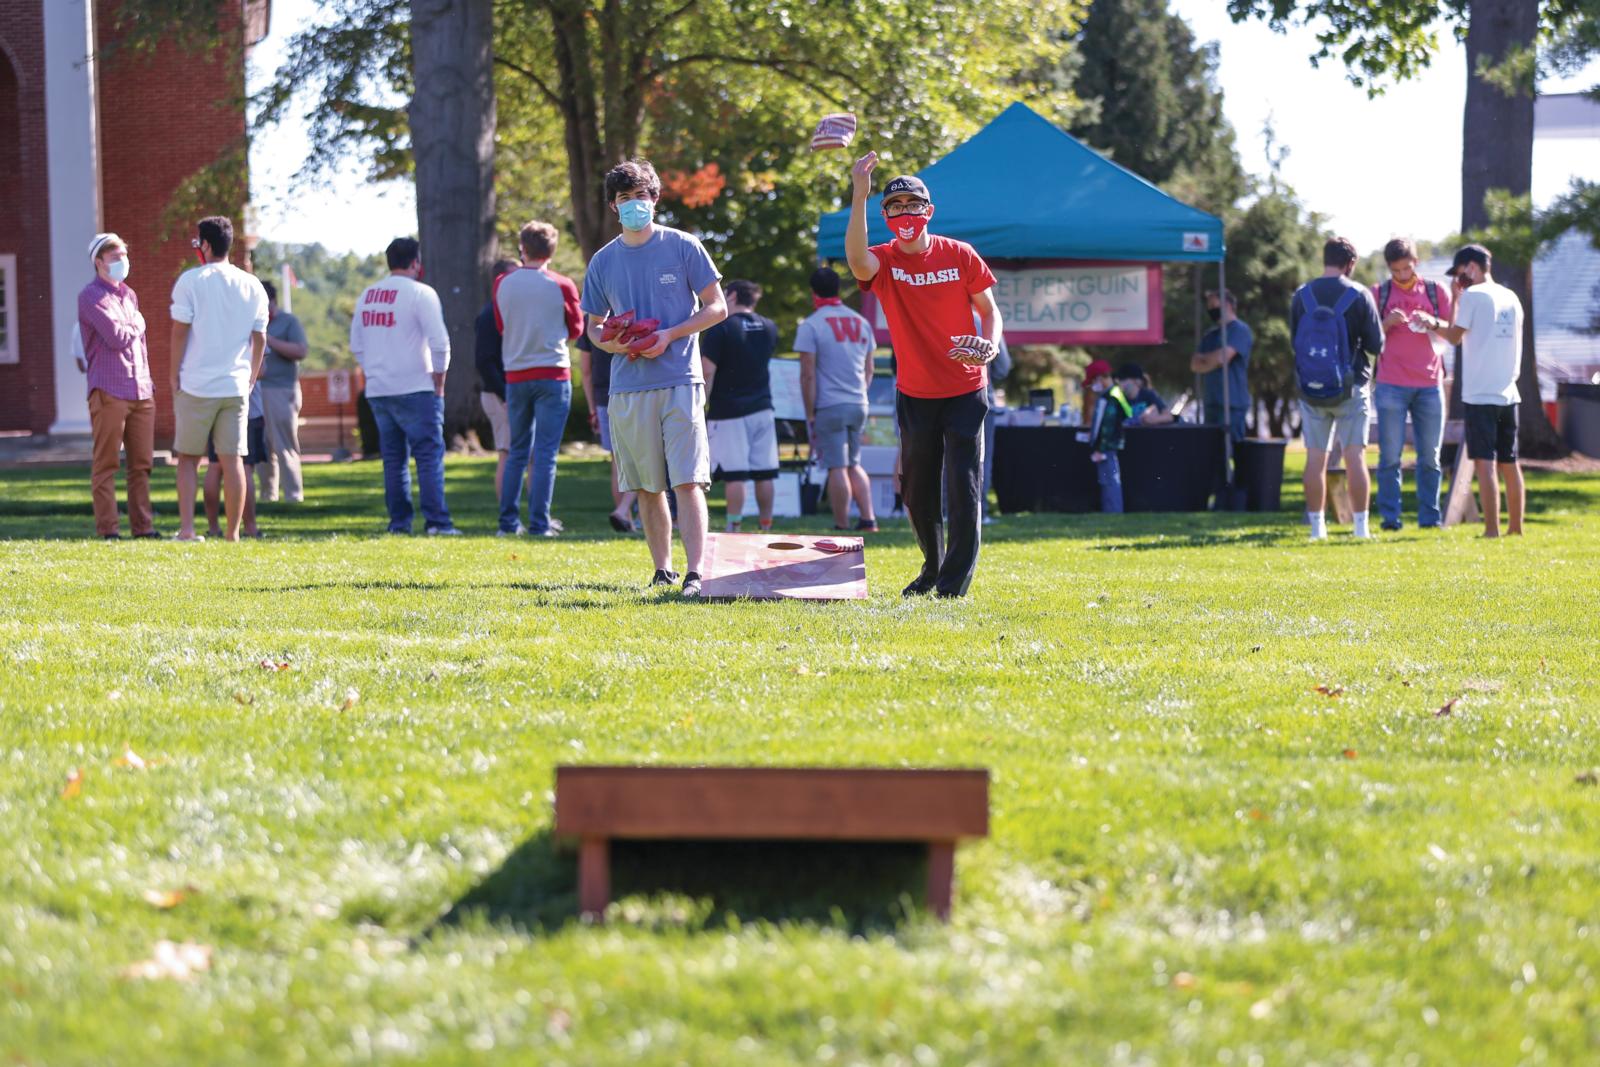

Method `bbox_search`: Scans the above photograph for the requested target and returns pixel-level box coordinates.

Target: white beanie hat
[88,233,124,261]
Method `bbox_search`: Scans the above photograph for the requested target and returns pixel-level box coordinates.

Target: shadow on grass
[427,832,926,937]
[1089,529,1286,552]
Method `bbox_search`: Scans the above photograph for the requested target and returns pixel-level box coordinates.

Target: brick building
[0,0,268,441]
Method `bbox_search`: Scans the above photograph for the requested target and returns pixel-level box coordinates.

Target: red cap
[1084,359,1113,380]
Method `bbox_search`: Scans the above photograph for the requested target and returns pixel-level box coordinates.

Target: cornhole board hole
[554,766,989,921]
[700,532,867,600]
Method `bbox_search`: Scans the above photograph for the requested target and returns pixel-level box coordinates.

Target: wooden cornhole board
[700,532,867,600]
[554,766,989,920]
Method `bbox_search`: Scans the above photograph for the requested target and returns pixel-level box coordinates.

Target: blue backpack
[1293,285,1361,405]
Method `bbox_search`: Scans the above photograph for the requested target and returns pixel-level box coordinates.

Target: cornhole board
[1442,434,1481,528]
[700,532,867,600]
[553,765,990,920]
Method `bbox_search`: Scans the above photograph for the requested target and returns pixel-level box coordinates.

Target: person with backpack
[1371,238,1452,531]
[1290,236,1385,540]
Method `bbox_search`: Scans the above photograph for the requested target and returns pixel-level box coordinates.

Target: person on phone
[1371,238,1451,530]
[845,154,1002,597]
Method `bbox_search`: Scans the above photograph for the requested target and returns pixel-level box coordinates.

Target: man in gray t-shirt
[580,159,727,597]
[258,280,309,502]
[793,266,876,531]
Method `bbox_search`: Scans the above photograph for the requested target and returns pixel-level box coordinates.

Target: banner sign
[326,370,352,405]
[862,260,1163,346]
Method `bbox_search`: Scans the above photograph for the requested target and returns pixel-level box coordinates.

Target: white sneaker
[426,525,462,536]
[495,524,527,537]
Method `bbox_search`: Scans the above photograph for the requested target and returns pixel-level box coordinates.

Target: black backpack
[1376,279,1441,319]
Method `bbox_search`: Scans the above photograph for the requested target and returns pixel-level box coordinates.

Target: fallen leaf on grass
[339,687,360,711]
[1313,684,1345,698]
[1247,808,1268,821]
[61,768,84,799]
[257,659,291,671]
[120,941,212,981]
[233,691,254,706]
[111,744,148,770]
[1341,749,1358,760]
[1435,697,1461,717]
[509,553,521,561]
[142,886,197,910]
[1575,770,1598,787]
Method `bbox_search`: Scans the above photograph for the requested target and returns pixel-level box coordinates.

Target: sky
[248,0,1598,256]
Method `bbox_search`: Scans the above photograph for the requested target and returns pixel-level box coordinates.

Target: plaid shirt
[78,276,152,401]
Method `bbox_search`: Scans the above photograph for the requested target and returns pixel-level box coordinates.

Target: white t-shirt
[349,275,451,398]
[170,263,269,398]
[1456,280,1523,406]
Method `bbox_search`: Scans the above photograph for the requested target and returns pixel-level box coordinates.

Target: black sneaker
[1380,520,1402,532]
[134,531,163,540]
[649,569,680,588]
[681,571,703,598]
[101,533,122,541]
[855,519,879,532]
[902,572,938,597]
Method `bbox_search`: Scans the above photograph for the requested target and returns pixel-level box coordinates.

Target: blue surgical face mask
[618,198,655,232]
[107,258,130,283]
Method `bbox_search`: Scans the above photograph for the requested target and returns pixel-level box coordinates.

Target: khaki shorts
[609,384,710,493]
[481,391,510,452]
[173,390,246,457]
[708,409,779,481]
[1300,387,1371,452]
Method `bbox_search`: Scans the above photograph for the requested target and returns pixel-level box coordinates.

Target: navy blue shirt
[1289,276,1385,387]
[702,310,778,420]
[474,300,505,399]
[1198,319,1252,412]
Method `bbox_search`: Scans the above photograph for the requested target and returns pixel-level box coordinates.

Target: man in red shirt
[846,153,1003,597]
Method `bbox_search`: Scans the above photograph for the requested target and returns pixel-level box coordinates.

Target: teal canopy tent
[815,102,1223,263]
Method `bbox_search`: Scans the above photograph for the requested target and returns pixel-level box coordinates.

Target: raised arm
[845,151,882,283]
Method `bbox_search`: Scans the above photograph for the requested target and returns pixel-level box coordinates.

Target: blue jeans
[1375,381,1444,527]
[1097,452,1124,513]
[367,391,452,532]
[500,378,571,533]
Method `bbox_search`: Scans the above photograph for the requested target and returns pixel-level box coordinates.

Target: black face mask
[1207,307,1222,323]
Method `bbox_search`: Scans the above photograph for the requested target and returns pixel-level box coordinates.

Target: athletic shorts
[1300,388,1370,452]
[813,402,867,470]
[595,404,612,453]
[1464,402,1518,462]
[174,390,246,457]
[608,384,710,494]
[480,391,509,452]
[708,409,779,482]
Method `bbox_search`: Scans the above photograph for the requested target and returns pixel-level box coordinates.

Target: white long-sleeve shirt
[349,274,451,398]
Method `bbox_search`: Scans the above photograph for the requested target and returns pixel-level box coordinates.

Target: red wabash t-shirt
[861,235,997,399]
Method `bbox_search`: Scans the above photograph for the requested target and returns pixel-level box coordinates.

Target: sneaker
[134,531,163,540]
[174,533,206,543]
[902,572,938,597]
[496,524,526,537]
[548,517,565,534]
[387,527,411,535]
[681,571,703,598]
[608,512,634,533]
[534,527,561,538]
[855,519,879,533]
[649,569,680,588]
[101,533,122,541]
[426,525,462,536]
[1380,520,1402,532]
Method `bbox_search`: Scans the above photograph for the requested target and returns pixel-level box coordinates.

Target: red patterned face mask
[886,212,930,242]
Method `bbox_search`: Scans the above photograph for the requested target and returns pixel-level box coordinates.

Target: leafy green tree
[1224,0,1598,454]
[251,240,389,371]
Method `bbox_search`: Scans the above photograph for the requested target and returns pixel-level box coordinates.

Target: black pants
[896,388,988,596]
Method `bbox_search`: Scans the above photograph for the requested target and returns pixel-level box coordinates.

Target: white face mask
[107,258,130,283]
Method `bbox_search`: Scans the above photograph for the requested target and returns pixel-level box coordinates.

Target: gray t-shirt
[260,311,307,388]
[579,226,721,395]
[794,304,873,410]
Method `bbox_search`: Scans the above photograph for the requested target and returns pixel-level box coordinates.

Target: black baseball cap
[1115,362,1146,381]
[1446,243,1491,277]
[882,175,930,202]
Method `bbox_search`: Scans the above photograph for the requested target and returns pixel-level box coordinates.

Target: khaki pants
[88,389,155,536]
[258,383,303,501]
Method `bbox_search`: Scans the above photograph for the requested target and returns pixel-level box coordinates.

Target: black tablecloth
[992,424,1228,513]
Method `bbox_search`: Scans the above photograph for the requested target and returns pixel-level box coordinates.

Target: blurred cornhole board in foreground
[700,532,867,600]
[554,766,990,920]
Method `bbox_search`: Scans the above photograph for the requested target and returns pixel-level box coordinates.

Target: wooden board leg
[1443,444,1480,528]
[926,841,955,921]
[577,836,610,920]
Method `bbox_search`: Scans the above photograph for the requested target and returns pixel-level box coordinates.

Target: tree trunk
[1461,0,1565,456]
[409,0,498,442]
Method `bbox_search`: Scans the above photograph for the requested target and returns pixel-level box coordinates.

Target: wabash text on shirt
[360,287,400,328]
[862,234,997,399]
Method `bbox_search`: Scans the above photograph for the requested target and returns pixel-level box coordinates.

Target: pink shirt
[78,276,152,401]
[1372,278,1451,388]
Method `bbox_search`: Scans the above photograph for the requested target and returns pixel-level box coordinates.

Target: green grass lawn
[2,454,1597,1065]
